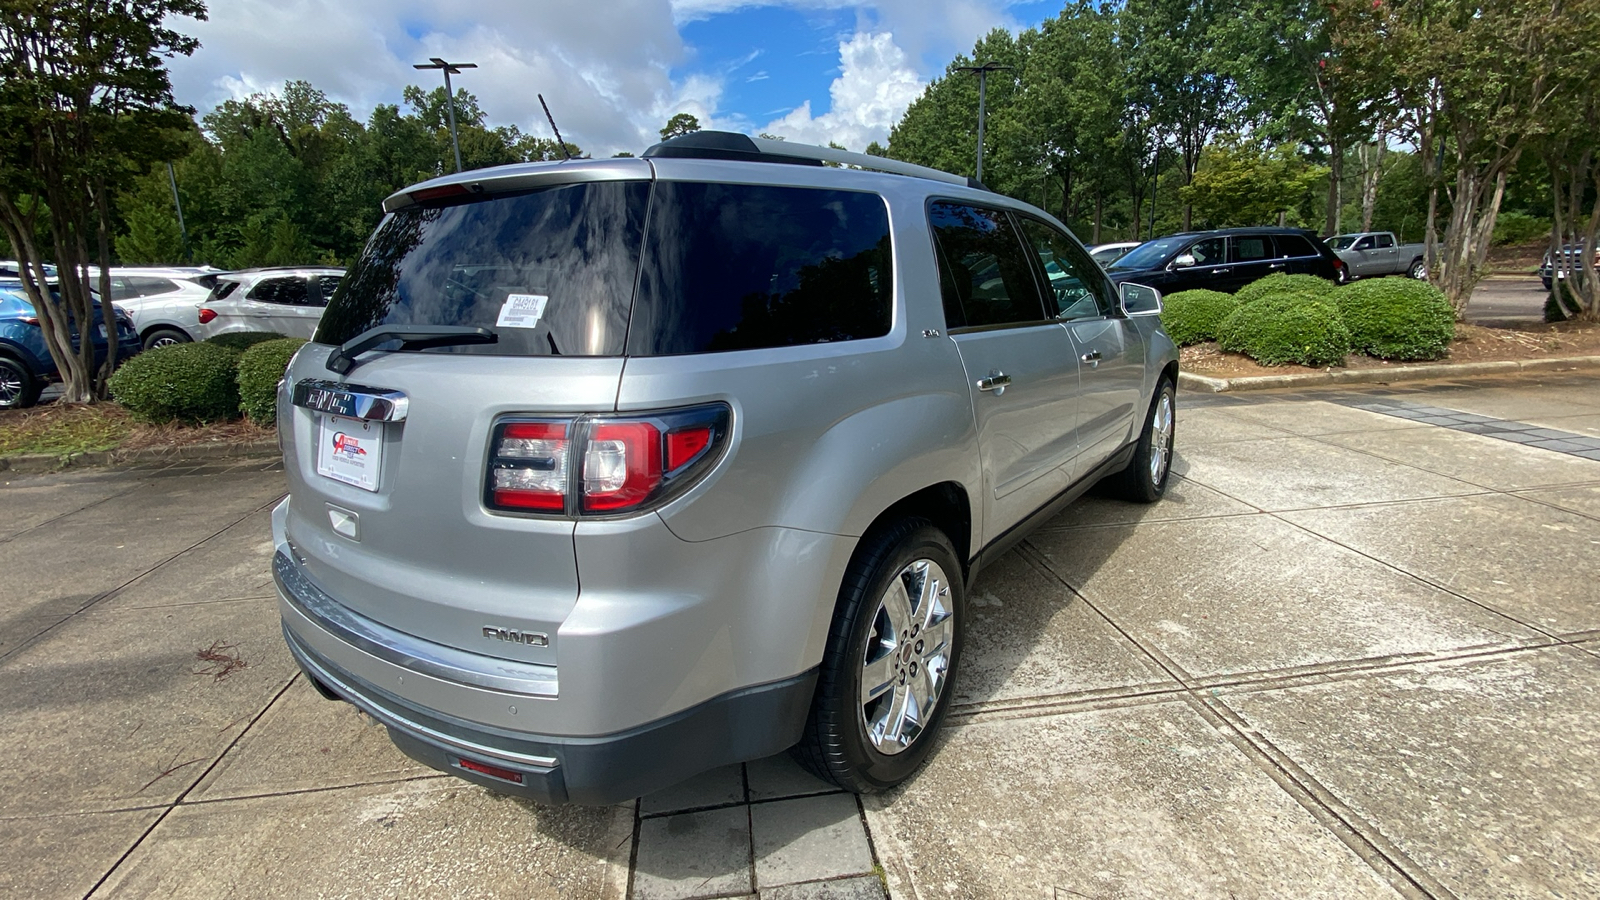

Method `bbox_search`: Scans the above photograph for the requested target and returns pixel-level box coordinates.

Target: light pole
[956,62,1011,183]
[413,57,478,173]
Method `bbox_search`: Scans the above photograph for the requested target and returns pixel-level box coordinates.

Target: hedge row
[109,333,306,425]
[1168,274,1455,367]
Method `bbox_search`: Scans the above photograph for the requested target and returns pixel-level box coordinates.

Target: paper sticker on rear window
[497,293,549,329]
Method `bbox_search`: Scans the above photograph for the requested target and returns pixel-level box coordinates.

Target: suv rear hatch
[279,165,652,665]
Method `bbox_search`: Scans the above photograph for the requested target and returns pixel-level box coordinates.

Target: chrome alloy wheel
[1149,389,1173,486]
[148,334,182,349]
[0,367,22,407]
[860,558,955,755]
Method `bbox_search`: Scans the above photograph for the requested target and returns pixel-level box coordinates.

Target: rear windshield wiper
[326,325,498,375]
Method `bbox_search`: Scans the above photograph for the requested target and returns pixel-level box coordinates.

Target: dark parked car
[1105,227,1346,294]
[0,282,139,409]
[1541,244,1597,290]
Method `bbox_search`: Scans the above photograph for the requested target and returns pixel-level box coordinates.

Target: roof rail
[642,131,988,191]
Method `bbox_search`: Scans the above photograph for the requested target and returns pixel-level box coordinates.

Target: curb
[0,439,280,476]
[1179,355,1600,394]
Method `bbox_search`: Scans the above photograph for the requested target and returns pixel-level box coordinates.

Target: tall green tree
[0,0,205,402]
[659,112,702,140]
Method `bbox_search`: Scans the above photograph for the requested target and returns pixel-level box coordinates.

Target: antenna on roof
[538,94,575,161]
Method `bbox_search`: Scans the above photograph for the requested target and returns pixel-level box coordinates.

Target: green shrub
[108,342,241,424]
[1159,289,1238,345]
[1217,292,1351,367]
[207,331,287,352]
[1234,273,1337,305]
[237,338,307,425]
[1334,278,1455,360]
[1492,211,1550,246]
[1544,284,1583,322]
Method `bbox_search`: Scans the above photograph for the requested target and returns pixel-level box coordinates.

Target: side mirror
[1171,253,1197,269]
[1120,282,1162,317]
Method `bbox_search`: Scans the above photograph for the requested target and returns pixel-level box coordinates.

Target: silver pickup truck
[1327,232,1428,280]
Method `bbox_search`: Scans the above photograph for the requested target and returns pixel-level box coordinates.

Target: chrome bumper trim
[284,627,559,770]
[273,549,558,698]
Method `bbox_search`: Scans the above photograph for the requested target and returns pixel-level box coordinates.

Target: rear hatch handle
[326,325,497,375]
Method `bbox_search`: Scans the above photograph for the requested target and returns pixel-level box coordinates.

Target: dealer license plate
[316,414,382,492]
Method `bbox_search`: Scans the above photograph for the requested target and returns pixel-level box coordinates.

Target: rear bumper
[276,548,819,805]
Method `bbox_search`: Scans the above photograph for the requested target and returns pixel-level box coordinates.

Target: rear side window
[1274,233,1317,258]
[629,183,893,356]
[929,202,1046,329]
[1375,233,1395,249]
[317,181,649,355]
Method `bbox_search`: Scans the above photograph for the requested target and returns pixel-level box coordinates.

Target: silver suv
[273,133,1178,805]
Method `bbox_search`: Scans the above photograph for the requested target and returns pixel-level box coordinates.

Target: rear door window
[929,202,1048,329]
[249,277,311,306]
[1274,234,1317,258]
[128,276,180,297]
[1230,235,1273,262]
[315,275,341,307]
[1375,233,1395,249]
[630,182,892,355]
[316,181,650,356]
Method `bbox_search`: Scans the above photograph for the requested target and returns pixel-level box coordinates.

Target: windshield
[315,181,650,356]
[1326,235,1359,250]
[1108,237,1187,271]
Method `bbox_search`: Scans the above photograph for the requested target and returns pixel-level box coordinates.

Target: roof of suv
[382,132,992,215]
[221,267,345,278]
[1157,227,1325,240]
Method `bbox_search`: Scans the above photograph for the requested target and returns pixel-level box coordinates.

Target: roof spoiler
[643,131,990,191]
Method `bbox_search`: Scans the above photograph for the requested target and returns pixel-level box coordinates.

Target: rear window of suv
[315,181,650,356]
[629,182,892,356]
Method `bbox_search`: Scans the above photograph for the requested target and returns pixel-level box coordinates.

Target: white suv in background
[196,267,345,340]
[89,267,222,350]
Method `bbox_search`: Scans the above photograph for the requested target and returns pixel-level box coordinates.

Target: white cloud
[760,32,922,151]
[162,0,1017,157]
[166,0,690,156]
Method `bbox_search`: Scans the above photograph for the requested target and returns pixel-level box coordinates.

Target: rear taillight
[485,404,730,517]
[197,307,217,324]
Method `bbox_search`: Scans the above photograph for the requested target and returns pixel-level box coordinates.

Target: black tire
[142,327,191,351]
[792,518,965,793]
[0,356,42,410]
[1114,378,1175,503]
[1408,258,1427,280]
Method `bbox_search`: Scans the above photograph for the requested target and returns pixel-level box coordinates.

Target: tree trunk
[1358,136,1386,233]
[1324,133,1345,236]
[1093,191,1103,245]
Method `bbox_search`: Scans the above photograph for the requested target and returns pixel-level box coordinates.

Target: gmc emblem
[482,626,549,647]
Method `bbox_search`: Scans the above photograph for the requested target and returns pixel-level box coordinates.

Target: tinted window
[1189,237,1226,265]
[317,181,650,356]
[1019,218,1113,320]
[108,277,139,301]
[129,276,180,296]
[631,183,892,355]
[1231,235,1272,262]
[1109,237,1186,271]
[929,202,1046,329]
[1353,236,1373,250]
[1274,234,1317,258]
[315,275,341,306]
[1375,233,1395,249]
[249,277,310,306]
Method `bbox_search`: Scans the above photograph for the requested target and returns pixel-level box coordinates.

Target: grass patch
[0,403,134,459]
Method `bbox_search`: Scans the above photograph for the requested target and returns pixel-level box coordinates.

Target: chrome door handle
[1081,350,1102,368]
[976,371,1012,394]
[1269,262,1287,269]
[1211,267,1231,274]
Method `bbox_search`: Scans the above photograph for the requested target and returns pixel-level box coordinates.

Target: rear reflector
[666,426,712,471]
[457,757,525,784]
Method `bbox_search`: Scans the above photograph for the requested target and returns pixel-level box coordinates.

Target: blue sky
[166,1,1061,156]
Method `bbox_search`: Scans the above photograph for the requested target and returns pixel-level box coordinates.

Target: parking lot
[3,371,1598,900]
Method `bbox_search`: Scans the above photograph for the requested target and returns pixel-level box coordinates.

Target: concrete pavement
[3,372,1598,899]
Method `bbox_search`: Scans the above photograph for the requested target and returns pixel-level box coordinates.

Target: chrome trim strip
[273,550,559,698]
[284,628,559,770]
[292,379,409,422]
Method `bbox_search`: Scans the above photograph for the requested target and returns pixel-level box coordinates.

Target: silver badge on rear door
[482,626,549,647]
